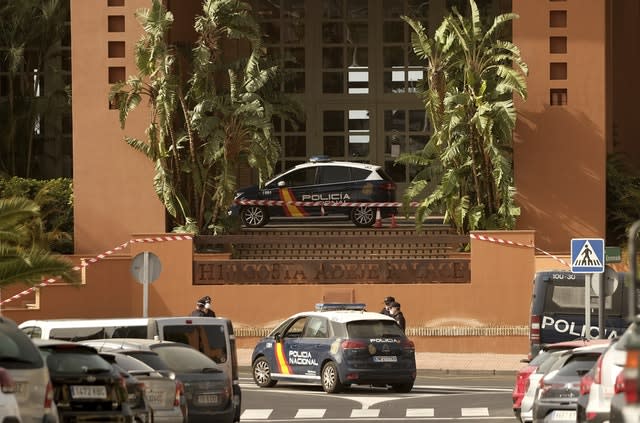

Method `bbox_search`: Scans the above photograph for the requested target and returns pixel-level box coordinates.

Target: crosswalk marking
[406,408,435,417]
[461,407,489,417]
[241,409,273,419]
[350,409,380,418]
[295,409,326,418]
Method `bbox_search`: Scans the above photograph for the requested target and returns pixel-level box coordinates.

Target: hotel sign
[193,259,470,285]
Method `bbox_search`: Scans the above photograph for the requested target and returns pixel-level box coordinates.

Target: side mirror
[274,333,281,343]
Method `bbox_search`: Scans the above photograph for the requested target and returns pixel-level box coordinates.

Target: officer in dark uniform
[191,295,216,317]
[380,296,395,316]
[388,301,406,331]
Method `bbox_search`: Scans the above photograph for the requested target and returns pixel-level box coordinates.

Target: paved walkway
[237,349,525,375]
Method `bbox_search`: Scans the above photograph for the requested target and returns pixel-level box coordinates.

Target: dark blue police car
[230,157,397,227]
[250,303,416,393]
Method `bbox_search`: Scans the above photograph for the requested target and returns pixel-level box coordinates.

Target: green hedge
[0,177,74,253]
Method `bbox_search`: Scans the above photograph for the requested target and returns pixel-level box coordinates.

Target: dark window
[163,324,228,364]
[318,166,350,184]
[556,355,599,377]
[282,167,316,186]
[350,167,370,181]
[346,320,405,338]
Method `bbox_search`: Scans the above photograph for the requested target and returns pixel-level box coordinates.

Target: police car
[250,303,416,393]
[230,156,397,227]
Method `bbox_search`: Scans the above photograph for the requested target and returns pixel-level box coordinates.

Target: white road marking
[241,409,273,419]
[294,409,326,418]
[406,408,435,417]
[350,409,380,418]
[461,407,489,416]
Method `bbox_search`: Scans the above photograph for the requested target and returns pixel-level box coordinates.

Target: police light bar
[308,155,332,163]
[315,303,367,312]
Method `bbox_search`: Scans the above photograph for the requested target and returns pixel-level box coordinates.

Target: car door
[315,166,353,216]
[280,317,309,377]
[294,317,331,377]
[272,167,321,218]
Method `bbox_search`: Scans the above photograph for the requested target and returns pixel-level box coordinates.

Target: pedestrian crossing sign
[570,238,605,273]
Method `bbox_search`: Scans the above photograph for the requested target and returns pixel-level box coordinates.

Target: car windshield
[556,354,600,377]
[346,320,405,338]
[150,344,220,373]
[111,353,156,373]
[41,347,113,374]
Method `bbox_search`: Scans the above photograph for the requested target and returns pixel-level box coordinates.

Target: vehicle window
[350,167,371,181]
[0,326,44,368]
[556,354,600,377]
[20,326,42,339]
[162,324,228,364]
[302,317,329,338]
[543,278,621,315]
[282,168,316,187]
[111,326,147,338]
[346,320,405,338]
[284,318,308,338]
[318,166,350,184]
[151,345,219,373]
[535,350,566,373]
[111,354,156,373]
[269,318,294,337]
[50,327,107,341]
[125,351,171,371]
[41,348,113,374]
[374,168,394,182]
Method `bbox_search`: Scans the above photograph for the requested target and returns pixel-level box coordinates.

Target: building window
[550,88,568,106]
[549,10,567,28]
[108,0,125,5]
[108,66,125,84]
[108,16,125,32]
[550,62,567,80]
[549,36,567,54]
[108,41,126,58]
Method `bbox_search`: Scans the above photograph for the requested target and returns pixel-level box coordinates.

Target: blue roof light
[308,155,332,163]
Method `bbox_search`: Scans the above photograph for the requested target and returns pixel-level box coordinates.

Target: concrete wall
[1,231,537,354]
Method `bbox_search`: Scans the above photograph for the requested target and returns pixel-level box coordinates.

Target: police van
[19,316,241,421]
[529,270,631,357]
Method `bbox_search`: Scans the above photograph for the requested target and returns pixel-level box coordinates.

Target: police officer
[380,296,395,316]
[388,301,406,331]
[191,295,216,317]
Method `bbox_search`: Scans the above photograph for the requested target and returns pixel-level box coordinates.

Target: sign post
[130,252,162,317]
[571,238,605,339]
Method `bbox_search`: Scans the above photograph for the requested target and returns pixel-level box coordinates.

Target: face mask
[204,303,211,310]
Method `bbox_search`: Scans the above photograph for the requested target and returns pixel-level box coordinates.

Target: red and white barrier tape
[469,233,570,268]
[234,199,420,208]
[0,235,192,306]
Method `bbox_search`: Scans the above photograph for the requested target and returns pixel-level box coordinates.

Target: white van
[19,316,241,423]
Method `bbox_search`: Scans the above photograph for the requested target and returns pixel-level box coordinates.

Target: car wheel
[241,206,269,227]
[321,362,344,393]
[252,357,277,387]
[390,381,414,393]
[350,206,375,227]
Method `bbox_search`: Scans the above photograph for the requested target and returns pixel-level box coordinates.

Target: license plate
[373,356,398,362]
[547,410,576,422]
[146,390,166,405]
[197,393,219,405]
[71,385,107,399]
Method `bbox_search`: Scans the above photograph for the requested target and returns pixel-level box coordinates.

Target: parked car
[0,317,57,423]
[520,349,570,423]
[100,352,184,423]
[532,343,610,423]
[33,339,132,422]
[251,303,416,393]
[81,339,236,423]
[100,353,151,423]
[513,339,610,421]
[0,368,21,423]
[576,364,596,422]
[230,156,398,227]
[609,320,640,422]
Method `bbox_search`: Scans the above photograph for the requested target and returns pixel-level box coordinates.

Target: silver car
[103,352,184,423]
[82,339,235,423]
[0,317,57,423]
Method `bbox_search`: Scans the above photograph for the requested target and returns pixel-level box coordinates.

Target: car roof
[291,310,397,324]
[32,338,99,351]
[563,342,611,356]
[542,338,611,351]
[79,338,179,350]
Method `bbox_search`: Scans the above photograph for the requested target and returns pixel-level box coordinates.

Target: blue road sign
[571,238,605,273]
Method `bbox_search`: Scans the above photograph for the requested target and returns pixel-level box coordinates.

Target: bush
[0,177,73,253]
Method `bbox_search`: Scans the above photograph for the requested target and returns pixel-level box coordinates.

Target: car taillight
[382,182,396,191]
[513,366,535,407]
[623,350,640,403]
[341,340,367,350]
[44,381,53,409]
[401,339,415,351]
[580,372,594,395]
[175,380,184,407]
[0,369,15,394]
[530,315,541,343]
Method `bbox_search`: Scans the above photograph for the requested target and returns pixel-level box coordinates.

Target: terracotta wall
[512,0,607,253]
[1,231,535,354]
[71,0,165,255]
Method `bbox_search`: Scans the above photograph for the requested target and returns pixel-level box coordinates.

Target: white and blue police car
[251,303,416,393]
[230,156,398,228]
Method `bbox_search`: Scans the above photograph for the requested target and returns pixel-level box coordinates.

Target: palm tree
[112,0,299,235]
[401,0,527,233]
[0,197,77,288]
